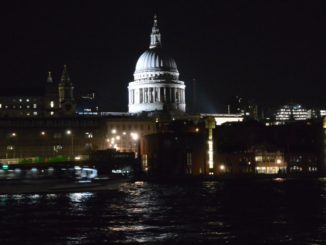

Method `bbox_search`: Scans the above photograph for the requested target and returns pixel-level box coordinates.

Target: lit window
[50,101,54,108]
[33,104,37,109]
[50,111,54,116]
[26,99,30,102]
[0,104,2,108]
[33,111,37,116]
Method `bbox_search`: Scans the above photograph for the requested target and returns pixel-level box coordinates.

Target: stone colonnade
[129,86,185,105]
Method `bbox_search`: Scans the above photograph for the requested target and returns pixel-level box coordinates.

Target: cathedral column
[150,88,153,103]
[142,88,144,104]
[154,88,157,102]
[163,88,166,102]
[132,89,134,104]
[146,88,149,103]
[132,89,135,104]
[182,89,185,103]
[147,88,149,103]
[157,87,160,102]
[148,88,150,103]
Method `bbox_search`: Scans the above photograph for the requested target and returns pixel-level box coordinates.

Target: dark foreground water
[1,179,326,244]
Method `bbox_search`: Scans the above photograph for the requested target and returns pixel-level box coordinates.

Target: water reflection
[273,177,286,182]
[68,192,94,203]
[0,180,326,243]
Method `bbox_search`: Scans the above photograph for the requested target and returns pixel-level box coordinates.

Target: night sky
[0,1,323,112]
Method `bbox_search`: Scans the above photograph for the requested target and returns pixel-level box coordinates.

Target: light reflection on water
[68,192,94,203]
[0,180,326,244]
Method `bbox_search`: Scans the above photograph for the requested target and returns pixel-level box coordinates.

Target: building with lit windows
[253,150,286,174]
[0,65,75,118]
[274,104,309,123]
[76,92,99,116]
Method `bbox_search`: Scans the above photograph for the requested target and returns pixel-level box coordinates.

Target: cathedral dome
[135,48,178,74]
[128,15,186,114]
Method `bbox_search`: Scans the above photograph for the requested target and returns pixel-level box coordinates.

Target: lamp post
[40,131,46,157]
[130,132,139,158]
[10,132,16,159]
[66,130,74,159]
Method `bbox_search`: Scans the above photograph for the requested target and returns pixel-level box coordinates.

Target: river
[0,178,326,244]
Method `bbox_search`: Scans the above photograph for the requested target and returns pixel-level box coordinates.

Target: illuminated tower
[58,65,75,116]
[205,117,216,174]
[44,71,59,116]
[323,117,326,175]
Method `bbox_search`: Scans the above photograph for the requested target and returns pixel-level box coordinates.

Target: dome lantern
[150,14,161,49]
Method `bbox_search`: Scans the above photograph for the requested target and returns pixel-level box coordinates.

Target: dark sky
[0,0,323,112]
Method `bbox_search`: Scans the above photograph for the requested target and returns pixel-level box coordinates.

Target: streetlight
[40,131,46,157]
[130,132,139,158]
[9,132,17,158]
[66,130,74,159]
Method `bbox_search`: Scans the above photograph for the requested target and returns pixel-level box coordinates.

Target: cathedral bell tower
[44,71,59,116]
[58,65,76,116]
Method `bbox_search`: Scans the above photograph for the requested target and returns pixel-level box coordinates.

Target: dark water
[1,179,326,244]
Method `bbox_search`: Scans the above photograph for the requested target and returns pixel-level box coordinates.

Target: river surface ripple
[0,179,326,244]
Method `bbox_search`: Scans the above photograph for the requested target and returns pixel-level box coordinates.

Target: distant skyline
[0,1,322,112]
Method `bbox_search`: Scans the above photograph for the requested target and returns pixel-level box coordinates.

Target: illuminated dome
[135,48,178,74]
[128,15,186,114]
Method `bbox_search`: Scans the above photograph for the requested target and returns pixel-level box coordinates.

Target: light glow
[130,132,139,141]
[208,140,214,169]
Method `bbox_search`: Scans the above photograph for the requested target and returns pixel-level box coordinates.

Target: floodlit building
[128,15,186,114]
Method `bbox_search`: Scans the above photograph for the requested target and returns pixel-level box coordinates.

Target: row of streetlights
[107,129,139,154]
[5,130,75,159]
